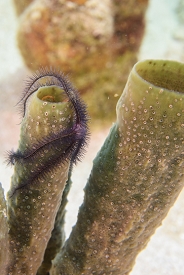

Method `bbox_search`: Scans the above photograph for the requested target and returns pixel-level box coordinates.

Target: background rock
[17,0,114,72]
[15,0,148,122]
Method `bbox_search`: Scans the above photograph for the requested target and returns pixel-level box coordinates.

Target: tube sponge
[6,70,89,275]
[0,183,9,275]
[51,60,184,275]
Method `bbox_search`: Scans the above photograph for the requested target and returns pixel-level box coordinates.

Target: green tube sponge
[6,70,89,275]
[51,60,184,275]
[36,174,73,275]
[0,183,9,275]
